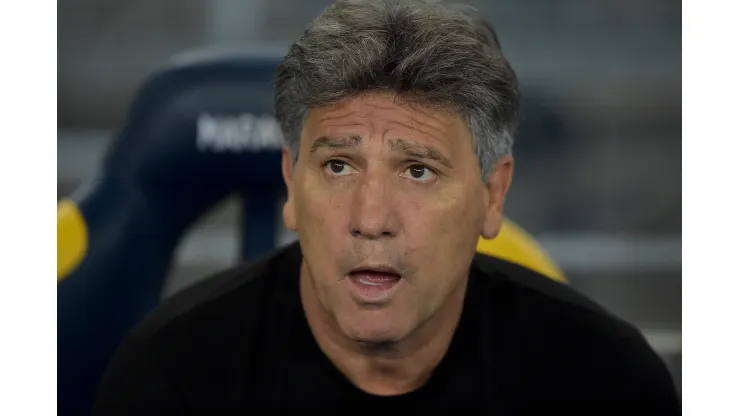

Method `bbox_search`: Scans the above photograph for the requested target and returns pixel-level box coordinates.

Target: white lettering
[196,113,284,152]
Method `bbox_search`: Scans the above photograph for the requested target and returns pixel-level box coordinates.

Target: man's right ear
[281,147,297,231]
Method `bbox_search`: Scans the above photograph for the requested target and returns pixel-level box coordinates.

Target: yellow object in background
[476,218,567,283]
[57,199,89,281]
[57,197,564,283]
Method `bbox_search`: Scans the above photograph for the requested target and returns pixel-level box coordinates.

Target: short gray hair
[274,0,520,179]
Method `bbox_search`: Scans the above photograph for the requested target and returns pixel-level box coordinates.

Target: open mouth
[346,266,403,302]
[350,271,401,286]
[348,266,402,285]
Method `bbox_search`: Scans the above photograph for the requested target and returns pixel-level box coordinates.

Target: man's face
[282,91,512,345]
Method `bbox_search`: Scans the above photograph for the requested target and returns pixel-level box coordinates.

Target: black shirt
[92,241,680,414]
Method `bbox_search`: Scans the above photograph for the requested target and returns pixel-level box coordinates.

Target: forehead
[301,92,473,151]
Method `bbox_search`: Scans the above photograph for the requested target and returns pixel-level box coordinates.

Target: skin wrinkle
[281,91,513,396]
[388,138,453,169]
[306,96,455,165]
[386,118,450,147]
[317,109,360,123]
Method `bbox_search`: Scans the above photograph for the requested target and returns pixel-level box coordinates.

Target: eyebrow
[309,135,363,153]
[309,135,452,168]
[390,138,453,168]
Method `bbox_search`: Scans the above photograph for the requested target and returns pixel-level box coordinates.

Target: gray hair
[274,0,520,180]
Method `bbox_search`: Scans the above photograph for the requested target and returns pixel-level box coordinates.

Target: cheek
[403,184,481,239]
[294,176,351,245]
[400,185,483,269]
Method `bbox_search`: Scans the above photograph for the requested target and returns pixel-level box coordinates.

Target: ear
[481,155,514,239]
[281,147,297,231]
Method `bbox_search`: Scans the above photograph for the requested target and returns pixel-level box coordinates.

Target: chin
[338,309,410,345]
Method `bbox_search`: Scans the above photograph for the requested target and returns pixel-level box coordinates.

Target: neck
[299,262,468,396]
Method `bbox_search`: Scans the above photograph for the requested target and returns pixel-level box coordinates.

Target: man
[92,0,680,412]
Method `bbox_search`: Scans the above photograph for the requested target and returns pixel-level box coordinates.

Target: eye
[402,164,436,182]
[324,160,355,176]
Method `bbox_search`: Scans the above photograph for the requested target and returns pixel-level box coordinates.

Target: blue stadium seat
[58,46,288,415]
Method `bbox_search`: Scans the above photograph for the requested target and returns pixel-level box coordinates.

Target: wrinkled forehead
[301,92,474,152]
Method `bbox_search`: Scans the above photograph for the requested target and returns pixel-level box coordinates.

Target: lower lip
[347,272,402,302]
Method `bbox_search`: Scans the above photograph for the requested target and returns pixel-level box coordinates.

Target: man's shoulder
[471,253,656,366]
[472,251,637,338]
[130,242,301,342]
[472,253,679,406]
[95,242,303,408]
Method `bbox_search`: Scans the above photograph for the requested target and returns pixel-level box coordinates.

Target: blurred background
[58,0,681,392]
